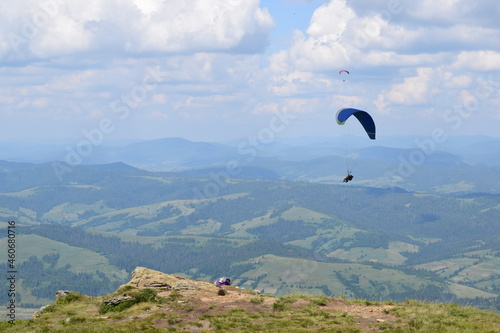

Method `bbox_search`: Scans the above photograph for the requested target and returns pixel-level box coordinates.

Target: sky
[1,0,500,145]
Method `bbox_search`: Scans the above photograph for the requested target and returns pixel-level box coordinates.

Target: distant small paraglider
[339,70,349,82]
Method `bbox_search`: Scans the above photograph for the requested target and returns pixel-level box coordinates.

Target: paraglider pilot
[343,171,353,183]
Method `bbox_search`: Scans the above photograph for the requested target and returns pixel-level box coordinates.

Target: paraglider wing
[339,70,350,75]
[336,108,376,140]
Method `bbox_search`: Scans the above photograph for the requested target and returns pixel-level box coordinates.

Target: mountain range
[0,135,499,313]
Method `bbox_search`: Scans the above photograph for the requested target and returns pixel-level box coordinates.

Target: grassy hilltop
[1,267,499,333]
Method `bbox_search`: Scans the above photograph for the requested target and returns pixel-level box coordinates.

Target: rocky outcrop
[103,295,134,306]
[123,267,222,297]
[144,281,171,289]
[56,290,72,300]
[127,267,191,289]
[34,267,242,318]
[32,304,50,319]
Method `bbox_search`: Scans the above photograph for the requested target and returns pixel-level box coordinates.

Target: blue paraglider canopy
[336,108,376,140]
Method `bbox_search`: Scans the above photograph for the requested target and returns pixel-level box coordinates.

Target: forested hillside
[0,161,499,312]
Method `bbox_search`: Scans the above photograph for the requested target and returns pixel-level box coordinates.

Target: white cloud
[350,0,500,28]
[452,51,500,71]
[442,72,472,89]
[252,98,316,115]
[0,0,274,61]
[331,94,366,108]
[268,71,315,96]
[32,97,49,108]
[373,94,390,115]
[408,0,500,27]
[151,110,169,119]
[45,70,100,92]
[252,102,279,115]
[152,94,167,104]
[33,16,92,58]
[408,0,473,22]
[266,0,429,73]
[269,0,500,76]
[281,98,316,114]
[267,0,357,73]
[360,51,447,67]
[375,67,439,112]
[457,90,478,118]
[307,0,355,37]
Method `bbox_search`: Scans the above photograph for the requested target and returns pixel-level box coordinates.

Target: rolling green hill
[0,162,499,312]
